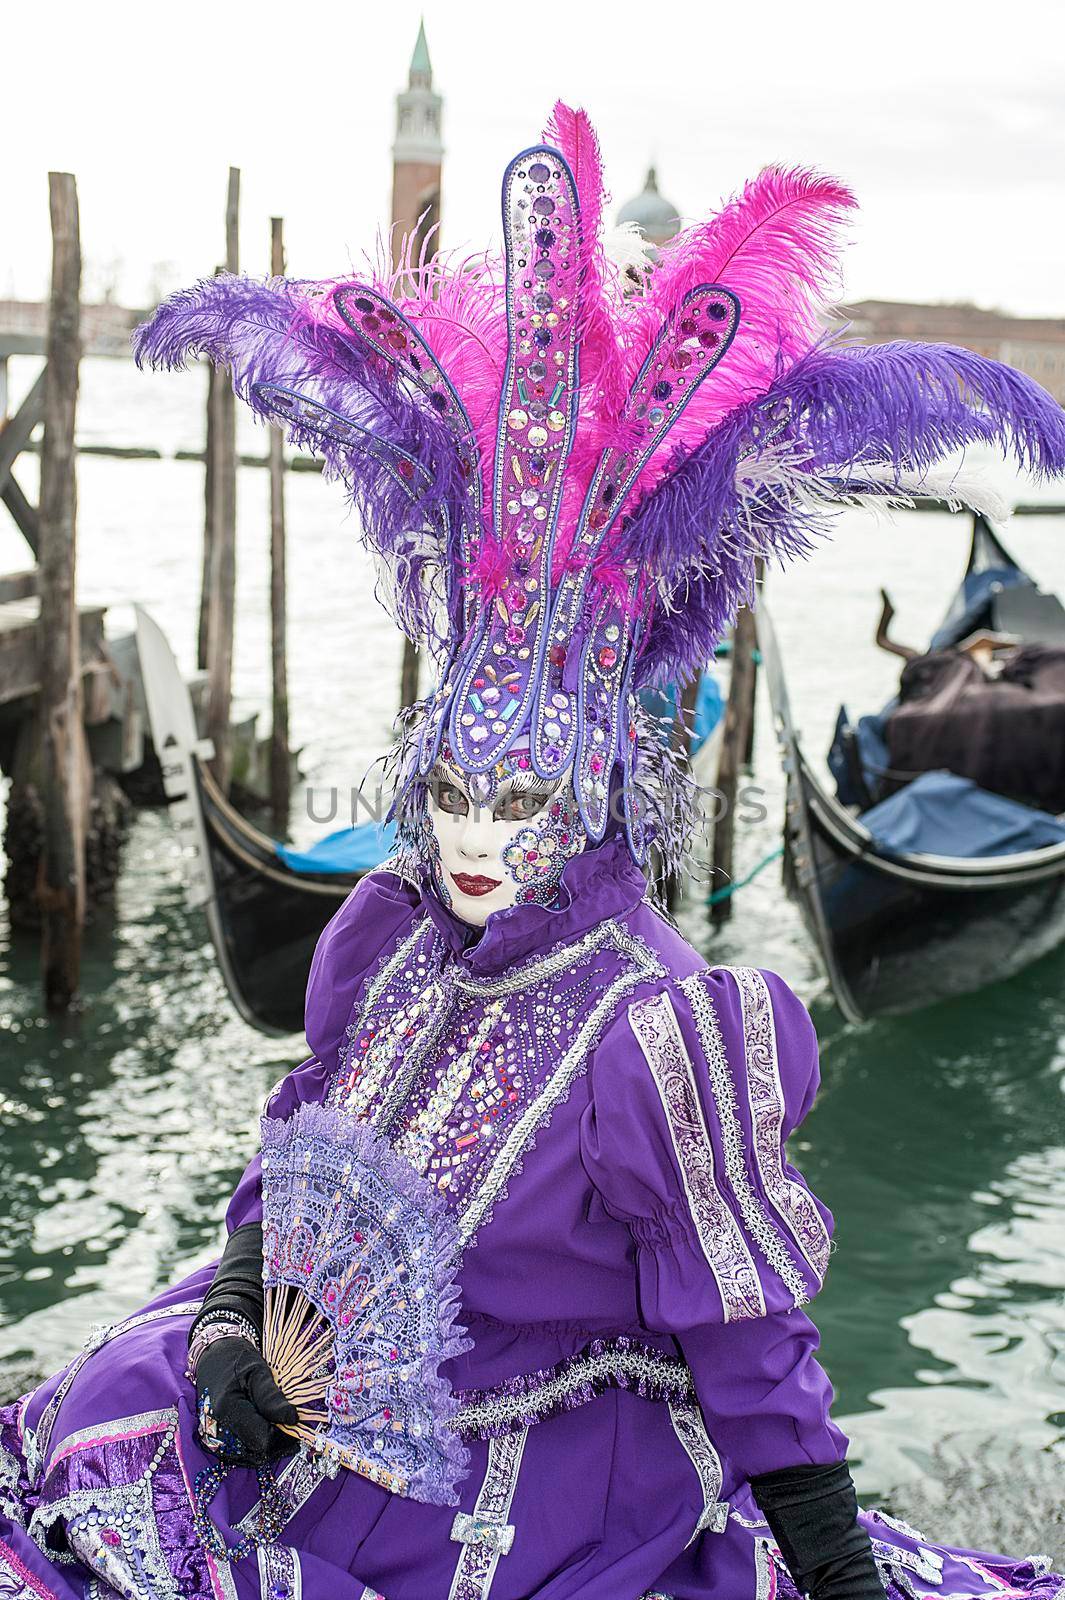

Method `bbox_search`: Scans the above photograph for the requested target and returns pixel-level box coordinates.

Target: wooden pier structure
[0,169,300,1010]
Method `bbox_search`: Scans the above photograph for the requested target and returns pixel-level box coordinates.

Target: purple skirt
[0,1273,1060,1600]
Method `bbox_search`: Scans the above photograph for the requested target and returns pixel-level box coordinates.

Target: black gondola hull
[788,781,1065,1019]
[194,758,353,1036]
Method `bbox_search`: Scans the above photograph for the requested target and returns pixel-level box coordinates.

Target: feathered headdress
[134,103,1065,863]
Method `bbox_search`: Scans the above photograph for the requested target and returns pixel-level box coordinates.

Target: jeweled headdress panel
[135,104,1065,860]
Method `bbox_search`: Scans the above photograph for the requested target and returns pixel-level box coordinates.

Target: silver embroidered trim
[628,991,765,1322]
[454,1343,693,1437]
[870,1508,931,1543]
[450,920,620,996]
[258,1542,303,1600]
[334,924,448,1124]
[447,1429,528,1600]
[870,1538,944,1584]
[375,988,453,1134]
[724,966,831,1281]
[729,1507,769,1529]
[680,974,810,1309]
[0,1433,25,1531]
[872,1560,920,1600]
[666,1398,728,1541]
[754,1536,774,1600]
[50,1407,178,1470]
[28,1411,181,1597]
[239,1449,328,1539]
[455,926,663,1247]
[22,1299,203,1486]
[216,1558,240,1600]
[363,921,430,1015]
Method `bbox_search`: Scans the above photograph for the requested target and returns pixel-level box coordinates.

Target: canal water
[1,355,1063,1519]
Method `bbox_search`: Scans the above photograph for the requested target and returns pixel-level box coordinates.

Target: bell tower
[391,21,443,707]
[391,20,443,271]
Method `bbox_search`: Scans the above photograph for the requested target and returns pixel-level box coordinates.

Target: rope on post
[707,846,784,907]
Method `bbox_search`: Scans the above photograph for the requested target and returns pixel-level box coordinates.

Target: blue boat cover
[828,704,894,807]
[692,672,725,756]
[276,819,397,876]
[860,771,1065,859]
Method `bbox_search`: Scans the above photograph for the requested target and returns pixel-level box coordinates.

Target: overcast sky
[5,0,1065,317]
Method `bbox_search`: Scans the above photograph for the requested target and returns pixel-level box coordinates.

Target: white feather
[732,448,1012,528]
[602,220,657,274]
[848,463,1011,522]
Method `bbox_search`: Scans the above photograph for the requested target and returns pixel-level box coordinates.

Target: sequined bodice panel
[326,915,664,1252]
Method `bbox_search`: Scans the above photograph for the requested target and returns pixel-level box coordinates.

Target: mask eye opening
[492,789,554,823]
[428,768,471,817]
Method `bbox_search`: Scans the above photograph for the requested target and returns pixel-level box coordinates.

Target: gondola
[759,515,1065,1023]
[135,608,391,1036]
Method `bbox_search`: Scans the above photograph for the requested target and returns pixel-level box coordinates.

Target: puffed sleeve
[224,867,422,1231]
[581,965,847,1478]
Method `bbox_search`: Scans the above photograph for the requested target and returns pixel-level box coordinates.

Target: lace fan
[259,1101,470,1505]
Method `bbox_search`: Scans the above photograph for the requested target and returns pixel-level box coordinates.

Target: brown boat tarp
[884,646,1065,814]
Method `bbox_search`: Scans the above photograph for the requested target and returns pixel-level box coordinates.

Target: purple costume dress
[1,842,1062,1600]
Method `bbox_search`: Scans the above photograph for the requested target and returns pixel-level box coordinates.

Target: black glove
[190,1222,297,1463]
[193,1221,266,1337]
[750,1460,886,1600]
[195,1335,298,1463]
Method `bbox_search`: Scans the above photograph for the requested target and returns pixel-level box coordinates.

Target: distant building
[616,166,681,248]
[845,299,1065,404]
[391,20,443,273]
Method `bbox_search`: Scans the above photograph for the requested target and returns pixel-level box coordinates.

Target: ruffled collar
[417,836,648,977]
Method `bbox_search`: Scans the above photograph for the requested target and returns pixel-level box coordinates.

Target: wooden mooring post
[204,167,240,793]
[37,172,87,1010]
[268,217,291,834]
[399,635,419,712]
[198,359,217,671]
[710,559,764,924]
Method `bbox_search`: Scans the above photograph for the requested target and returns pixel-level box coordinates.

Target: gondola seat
[276,819,397,876]
[860,771,1065,860]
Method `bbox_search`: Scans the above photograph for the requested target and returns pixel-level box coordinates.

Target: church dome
[616,167,681,246]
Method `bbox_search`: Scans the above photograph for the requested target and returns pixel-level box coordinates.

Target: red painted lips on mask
[450,871,503,898]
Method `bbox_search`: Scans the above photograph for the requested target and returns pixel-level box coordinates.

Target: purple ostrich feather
[133,275,474,654]
[629,336,1065,685]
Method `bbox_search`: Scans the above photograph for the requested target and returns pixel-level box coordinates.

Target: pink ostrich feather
[609,165,857,526]
[292,232,509,523]
[379,232,509,492]
[541,102,629,418]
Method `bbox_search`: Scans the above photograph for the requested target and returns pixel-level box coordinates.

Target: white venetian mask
[422,753,587,928]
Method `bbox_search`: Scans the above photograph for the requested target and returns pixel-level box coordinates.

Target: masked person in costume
[3,106,1065,1600]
